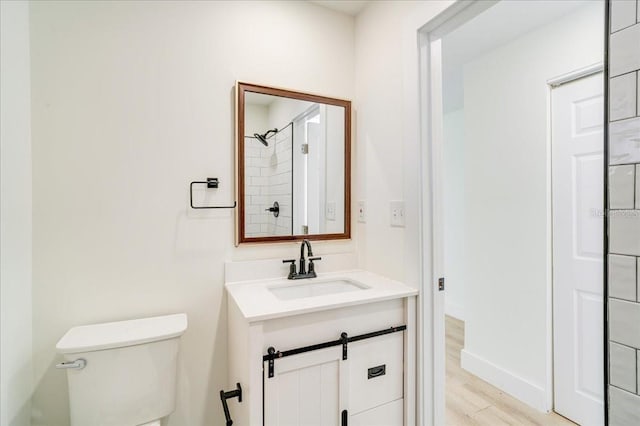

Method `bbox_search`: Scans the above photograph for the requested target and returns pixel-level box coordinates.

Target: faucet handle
[308,257,322,274]
[283,259,296,278]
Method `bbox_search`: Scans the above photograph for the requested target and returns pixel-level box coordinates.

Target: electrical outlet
[390,201,405,227]
[326,201,336,221]
[358,201,366,223]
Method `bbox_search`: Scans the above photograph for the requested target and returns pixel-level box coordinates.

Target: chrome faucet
[282,239,322,280]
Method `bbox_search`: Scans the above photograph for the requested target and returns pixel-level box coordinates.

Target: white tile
[609,386,640,426]
[610,298,640,348]
[636,165,640,209]
[610,342,637,393]
[250,176,267,186]
[637,350,640,394]
[610,165,636,209]
[609,117,640,165]
[610,210,640,255]
[609,254,637,301]
[610,73,637,121]
[638,257,640,302]
[637,73,640,116]
[610,24,640,77]
[244,185,260,196]
[245,223,260,234]
[245,167,260,177]
[251,195,268,205]
[611,0,638,33]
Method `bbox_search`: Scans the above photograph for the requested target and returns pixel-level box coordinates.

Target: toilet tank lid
[56,313,188,354]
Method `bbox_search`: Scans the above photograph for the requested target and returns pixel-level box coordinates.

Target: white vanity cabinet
[225,270,417,426]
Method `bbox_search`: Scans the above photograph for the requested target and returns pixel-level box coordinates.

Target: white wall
[355,2,455,423]
[461,2,602,407]
[28,1,355,425]
[443,109,465,320]
[355,0,447,282]
[1,2,33,425]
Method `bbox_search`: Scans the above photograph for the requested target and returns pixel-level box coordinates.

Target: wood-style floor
[445,315,576,426]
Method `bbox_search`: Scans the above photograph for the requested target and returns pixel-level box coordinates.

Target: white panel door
[552,73,604,425]
[264,346,346,426]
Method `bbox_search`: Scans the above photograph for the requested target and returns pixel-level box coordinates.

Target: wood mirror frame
[235,82,351,244]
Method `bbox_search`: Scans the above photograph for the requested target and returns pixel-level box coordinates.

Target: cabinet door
[349,332,404,414]
[349,399,404,426]
[264,346,347,426]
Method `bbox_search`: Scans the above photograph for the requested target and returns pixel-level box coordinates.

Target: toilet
[56,313,188,426]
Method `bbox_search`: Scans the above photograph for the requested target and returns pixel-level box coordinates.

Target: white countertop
[225,270,418,322]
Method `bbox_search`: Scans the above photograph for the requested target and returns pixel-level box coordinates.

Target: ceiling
[310,1,369,16]
[442,0,596,113]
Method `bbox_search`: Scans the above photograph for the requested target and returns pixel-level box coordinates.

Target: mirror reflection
[237,83,350,243]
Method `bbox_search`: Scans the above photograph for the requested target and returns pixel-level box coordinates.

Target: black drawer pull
[367,364,386,379]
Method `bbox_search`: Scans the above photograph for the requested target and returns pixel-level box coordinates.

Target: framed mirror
[235,82,351,244]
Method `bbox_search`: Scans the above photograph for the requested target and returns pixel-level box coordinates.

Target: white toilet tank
[56,313,188,426]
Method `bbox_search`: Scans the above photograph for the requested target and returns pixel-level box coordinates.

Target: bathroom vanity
[225,268,418,426]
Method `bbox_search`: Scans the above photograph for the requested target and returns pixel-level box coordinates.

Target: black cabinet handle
[220,383,242,426]
[341,409,348,426]
[367,364,386,379]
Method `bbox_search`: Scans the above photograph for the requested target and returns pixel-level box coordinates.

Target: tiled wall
[608,1,640,424]
[244,126,293,237]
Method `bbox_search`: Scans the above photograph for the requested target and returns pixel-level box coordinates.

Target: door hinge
[302,225,309,234]
[438,277,445,291]
[301,143,309,154]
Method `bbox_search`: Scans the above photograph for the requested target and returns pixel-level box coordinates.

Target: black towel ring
[189,178,236,209]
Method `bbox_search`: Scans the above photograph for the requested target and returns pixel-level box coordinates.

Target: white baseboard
[461,349,548,412]
[444,300,464,321]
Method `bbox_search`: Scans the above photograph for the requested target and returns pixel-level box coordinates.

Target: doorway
[423,1,606,424]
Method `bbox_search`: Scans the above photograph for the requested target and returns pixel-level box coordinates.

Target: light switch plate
[326,201,336,221]
[390,201,405,227]
[358,201,366,223]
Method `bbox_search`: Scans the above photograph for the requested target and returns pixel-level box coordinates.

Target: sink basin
[269,278,369,301]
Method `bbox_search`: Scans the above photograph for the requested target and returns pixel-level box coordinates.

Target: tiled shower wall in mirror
[244,126,293,237]
[608,0,640,424]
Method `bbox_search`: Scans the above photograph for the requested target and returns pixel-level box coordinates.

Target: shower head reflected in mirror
[245,128,278,147]
[253,133,268,146]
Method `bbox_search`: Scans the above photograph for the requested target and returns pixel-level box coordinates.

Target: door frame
[412,1,610,424]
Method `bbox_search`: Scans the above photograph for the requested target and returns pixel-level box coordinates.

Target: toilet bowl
[56,313,187,426]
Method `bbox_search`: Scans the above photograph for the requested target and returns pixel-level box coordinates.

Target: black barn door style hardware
[189,177,237,209]
[341,332,348,360]
[219,383,242,426]
[263,325,406,378]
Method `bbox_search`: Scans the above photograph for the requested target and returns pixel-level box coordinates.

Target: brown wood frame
[235,82,351,245]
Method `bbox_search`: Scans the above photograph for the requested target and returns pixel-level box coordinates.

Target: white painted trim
[547,62,604,87]
[429,36,447,426]
[545,81,555,414]
[461,349,548,412]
